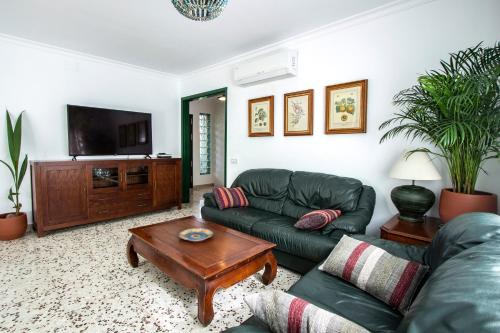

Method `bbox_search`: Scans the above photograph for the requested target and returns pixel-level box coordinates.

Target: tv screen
[67,105,152,156]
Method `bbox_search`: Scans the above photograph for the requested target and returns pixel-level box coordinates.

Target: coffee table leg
[262,251,277,285]
[197,283,216,326]
[127,238,139,268]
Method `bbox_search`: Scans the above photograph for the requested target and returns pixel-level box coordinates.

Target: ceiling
[0,0,394,74]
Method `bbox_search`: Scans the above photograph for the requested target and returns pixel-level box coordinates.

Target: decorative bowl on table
[178,228,214,242]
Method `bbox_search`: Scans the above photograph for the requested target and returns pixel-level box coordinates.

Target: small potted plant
[380,42,499,222]
[0,110,29,240]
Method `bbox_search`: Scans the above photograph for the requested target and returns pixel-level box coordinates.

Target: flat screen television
[67,105,152,157]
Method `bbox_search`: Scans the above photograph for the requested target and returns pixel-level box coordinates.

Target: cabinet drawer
[125,191,152,201]
[89,197,115,207]
[90,190,151,202]
[89,197,152,219]
[130,199,153,211]
[89,196,124,219]
[89,205,118,219]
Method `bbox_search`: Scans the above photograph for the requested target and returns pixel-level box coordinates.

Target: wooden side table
[380,215,442,245]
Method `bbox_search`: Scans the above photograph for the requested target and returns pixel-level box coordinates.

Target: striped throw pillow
[319,235,429,314]
[245,290,369,333]
[294,209,341,230]
[213,187,249,210]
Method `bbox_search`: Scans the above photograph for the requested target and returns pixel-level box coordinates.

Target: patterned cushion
[213,187,249,210]
[319,235,429,313]
[294,209,341,230]
[245,290,369,333]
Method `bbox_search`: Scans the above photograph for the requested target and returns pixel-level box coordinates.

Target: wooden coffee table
[126,216,277,326]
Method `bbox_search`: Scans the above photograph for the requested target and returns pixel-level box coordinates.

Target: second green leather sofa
[201,168,376,274]
[225,212,500,333]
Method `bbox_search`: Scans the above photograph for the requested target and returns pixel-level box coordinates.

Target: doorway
[181,87,227,203]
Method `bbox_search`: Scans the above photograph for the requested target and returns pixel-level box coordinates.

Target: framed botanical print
[325,80,367,134]
[248,96,274,137]
[284,89,313,136]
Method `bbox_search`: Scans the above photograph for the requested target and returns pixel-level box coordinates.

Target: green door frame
[181,87,228,202]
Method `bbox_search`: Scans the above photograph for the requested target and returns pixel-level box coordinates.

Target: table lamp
[389,151,441,222]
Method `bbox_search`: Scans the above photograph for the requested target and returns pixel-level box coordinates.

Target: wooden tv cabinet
[30,158,182,237]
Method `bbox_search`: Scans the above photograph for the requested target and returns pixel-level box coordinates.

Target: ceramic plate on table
[178,228,214,242]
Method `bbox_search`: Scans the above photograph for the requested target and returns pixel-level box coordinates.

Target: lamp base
[391,185,435,223]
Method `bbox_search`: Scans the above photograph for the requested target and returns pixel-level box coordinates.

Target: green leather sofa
[201,169,376,274]
[225,212,500,333]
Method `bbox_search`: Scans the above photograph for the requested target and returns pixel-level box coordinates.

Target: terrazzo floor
[0,188,300,332]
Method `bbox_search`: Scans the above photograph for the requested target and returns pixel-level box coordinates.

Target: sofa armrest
[322,185,376,235]
[203,192,218,208]
[352,235,427,263]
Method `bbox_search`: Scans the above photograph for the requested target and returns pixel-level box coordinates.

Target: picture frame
[284,89,314,136]
[325,80,367,134]
[248,96,274,137]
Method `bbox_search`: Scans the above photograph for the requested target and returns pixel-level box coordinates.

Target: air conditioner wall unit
[233,49,298,86]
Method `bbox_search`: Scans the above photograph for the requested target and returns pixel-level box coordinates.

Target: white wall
[189,96,225,187]
[180,0,500,234]
[0,36,180,223]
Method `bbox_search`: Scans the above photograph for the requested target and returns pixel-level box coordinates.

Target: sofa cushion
[294,209,341,230]
[289,264,402,333]
[398,240,500,333]
[320,236,429,314]
[201,206,282,234]
[285,171,363,214]
[424,212,500,270]
[251,216,344,262]
[281,199,313,219]
[213,187,249,210]
[232,169,293,214]
[245,290,369,333]
[280,185,375,235]
[353,236,427,263]
[203,192,218,208]
[321,186,376,235]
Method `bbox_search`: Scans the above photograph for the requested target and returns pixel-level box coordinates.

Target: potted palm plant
[0,110,29,240]
[380,42,499,222]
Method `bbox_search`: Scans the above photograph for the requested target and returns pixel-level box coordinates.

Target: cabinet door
[88,163,122,194]
[41,165,88,226]
[153,162,179,209]
[124,162,152,190]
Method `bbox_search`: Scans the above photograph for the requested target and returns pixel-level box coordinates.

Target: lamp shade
[389,151,441,181]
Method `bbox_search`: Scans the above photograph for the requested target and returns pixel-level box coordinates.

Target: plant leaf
[0,159,15,180]
[5,110,17,167]
[12,111,23,168]
[379,42,500,194]
[17,154,28,190]
[7,188,14,204]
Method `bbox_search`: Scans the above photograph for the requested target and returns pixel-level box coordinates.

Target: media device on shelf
[67,105,153,158]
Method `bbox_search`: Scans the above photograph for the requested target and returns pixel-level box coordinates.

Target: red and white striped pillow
[245,290,369,333]
[294,209,341,230]
[213,187,249,210]
[319,235,429,313]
